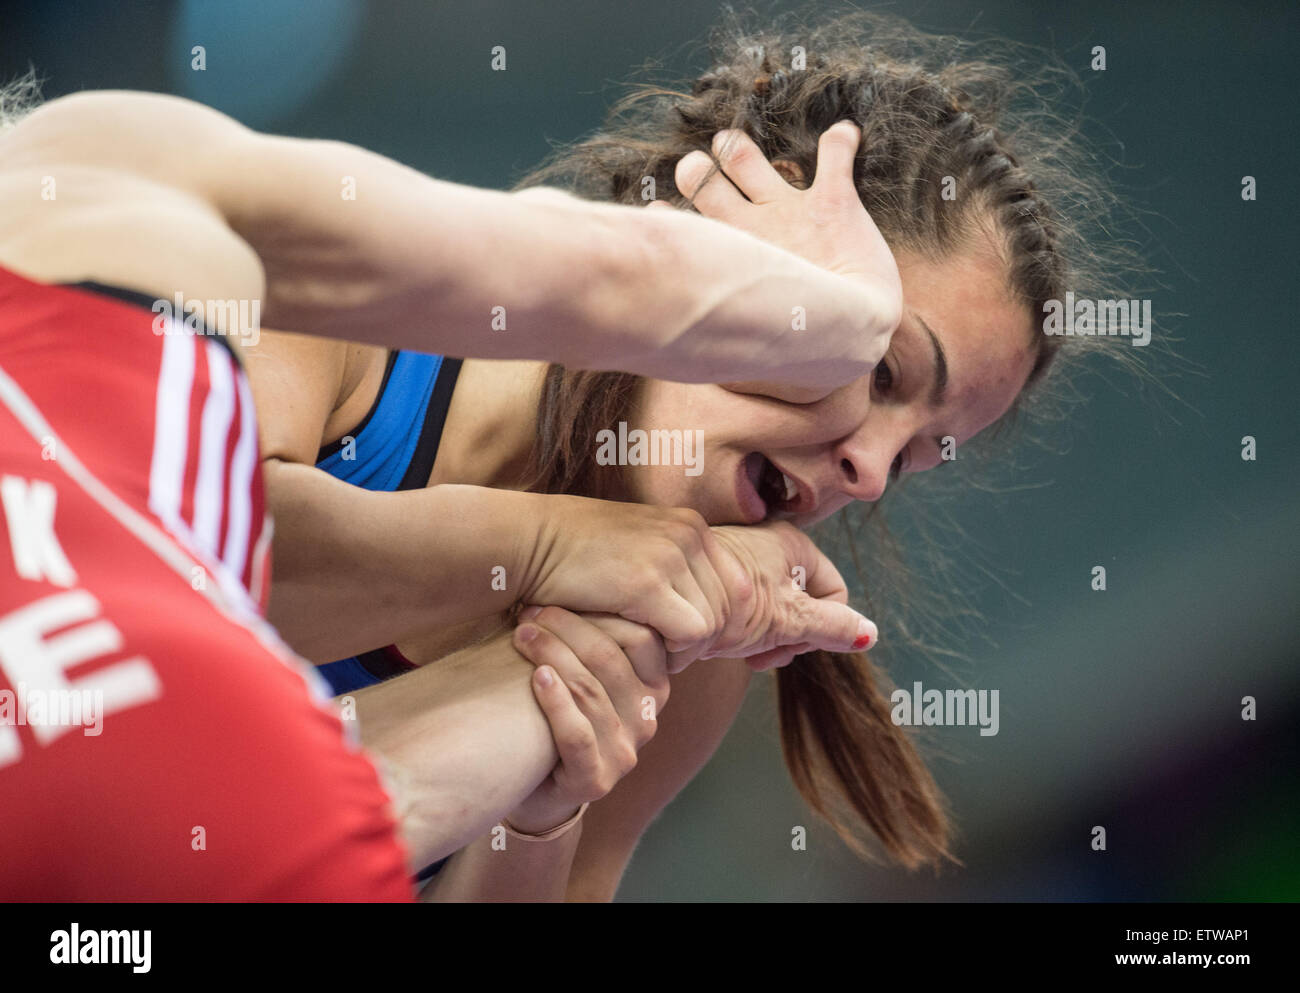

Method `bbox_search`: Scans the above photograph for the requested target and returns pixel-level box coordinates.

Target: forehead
[894,247,1038,441]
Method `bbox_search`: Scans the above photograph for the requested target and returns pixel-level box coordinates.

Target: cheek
[623,464,692,508]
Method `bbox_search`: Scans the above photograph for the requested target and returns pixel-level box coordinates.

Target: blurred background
[3,0,1294,901]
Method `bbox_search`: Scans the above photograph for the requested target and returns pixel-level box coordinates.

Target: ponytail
[777,650,956,869]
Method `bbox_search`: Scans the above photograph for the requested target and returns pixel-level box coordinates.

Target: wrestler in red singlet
[0,266,412,900]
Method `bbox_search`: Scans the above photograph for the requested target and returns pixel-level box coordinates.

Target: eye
[873,361,895,394]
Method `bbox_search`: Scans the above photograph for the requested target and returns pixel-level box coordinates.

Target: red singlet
[0,267,412,900]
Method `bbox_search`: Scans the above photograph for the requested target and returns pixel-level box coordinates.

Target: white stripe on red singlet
[222,367,258,585]
[192,339,236,558]
[147,328,195,538]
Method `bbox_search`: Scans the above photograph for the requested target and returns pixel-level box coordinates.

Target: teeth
[781,473,797,502]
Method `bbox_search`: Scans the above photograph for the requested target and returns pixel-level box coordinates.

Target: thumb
[791,597,878,653]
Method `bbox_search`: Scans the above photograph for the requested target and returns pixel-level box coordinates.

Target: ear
[772,159,809,190]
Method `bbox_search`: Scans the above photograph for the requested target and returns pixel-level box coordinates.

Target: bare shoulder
[0,90,264,301]
[244,330,391,463]
[6,90,249,166]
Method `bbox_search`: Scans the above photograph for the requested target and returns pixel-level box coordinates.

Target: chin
[629,472,731,524]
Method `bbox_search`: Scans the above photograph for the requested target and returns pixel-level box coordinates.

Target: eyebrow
[913,313,952,459]
[915,314,950,409]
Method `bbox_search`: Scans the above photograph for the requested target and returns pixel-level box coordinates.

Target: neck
[431,358,546,490]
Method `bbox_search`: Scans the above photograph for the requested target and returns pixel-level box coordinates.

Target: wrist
[512,491,571,608]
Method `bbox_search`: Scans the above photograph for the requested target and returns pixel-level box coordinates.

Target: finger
[787,597,878,653]
[692,527,733,637]
[524,607,648,732]
[514,617,622,737]
[810,120,862,197]
[671,561,719,654]
[666,648,697,676]
[794,541,851,605]
[575,614,667,743]
[711,129,792,204]
[704,531,760,656]
[528,665,601,782]
[644,199,674,211]
[643,586,712,656]
[675,149,747,220]
[578,614,669,698]
[673,527,748,669]
[745,643,810,672]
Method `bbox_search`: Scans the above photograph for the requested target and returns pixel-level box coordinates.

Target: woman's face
[626,245,1039,526]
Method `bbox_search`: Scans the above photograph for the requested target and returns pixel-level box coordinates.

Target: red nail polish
[852,633,872,650]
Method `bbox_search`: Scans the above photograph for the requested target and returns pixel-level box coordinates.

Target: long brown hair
[518,9,1146,869]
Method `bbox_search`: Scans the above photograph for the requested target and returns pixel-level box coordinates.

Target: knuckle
[672,524,705,556]
[566,670,605,707]
[626,622,658,655]
[787,592,816,633]
[579,631,625,674]
[617,743,639,776]
[635,716,659,747]
[731,569,757,609]
[656,682,671,711]
[671,505,706,527]
[584,763,614,798]
[633,571,671,605]
[561,727,598,765]
[671,506,709,535]
[573,736,602,771]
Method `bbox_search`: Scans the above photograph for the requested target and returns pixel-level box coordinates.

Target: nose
[833,431,903,504]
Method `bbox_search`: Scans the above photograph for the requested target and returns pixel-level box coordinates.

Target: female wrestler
[248,11,1139,899]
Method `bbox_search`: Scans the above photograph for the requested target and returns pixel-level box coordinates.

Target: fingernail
[852,620,877,651]
[518,605,542,620]
[517,623,539,644]
[535,665,554,688]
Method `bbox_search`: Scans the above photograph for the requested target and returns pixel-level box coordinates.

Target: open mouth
[742,452,802,519]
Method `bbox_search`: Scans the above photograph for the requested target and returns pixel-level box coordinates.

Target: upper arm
[10,90,666,366]
[566,657,753,902]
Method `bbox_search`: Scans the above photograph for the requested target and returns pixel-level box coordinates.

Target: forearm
[352,634,558,870]
[265,461,547,661]
[419,826,582,903]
